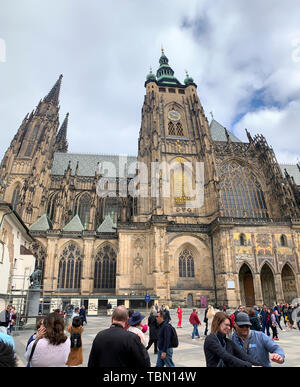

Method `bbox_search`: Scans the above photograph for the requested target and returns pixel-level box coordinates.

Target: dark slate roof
[51,152,137,177]
[210,119,242,142]
[279,164,300,185]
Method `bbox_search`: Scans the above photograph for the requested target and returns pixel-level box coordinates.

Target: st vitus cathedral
[1,49,300,311]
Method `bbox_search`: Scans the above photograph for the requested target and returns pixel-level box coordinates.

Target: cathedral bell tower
[137,49,219,224]
[0,74,68,226]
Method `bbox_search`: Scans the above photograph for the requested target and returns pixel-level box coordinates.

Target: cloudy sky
[0,0,300,164]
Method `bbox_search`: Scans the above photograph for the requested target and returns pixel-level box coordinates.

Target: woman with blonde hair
[206,305,215,335]
[204,312,262,367]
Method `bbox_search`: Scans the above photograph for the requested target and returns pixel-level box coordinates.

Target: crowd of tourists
[0,301,299,367]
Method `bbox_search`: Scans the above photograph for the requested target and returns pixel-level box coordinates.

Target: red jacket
[189,312,201,325]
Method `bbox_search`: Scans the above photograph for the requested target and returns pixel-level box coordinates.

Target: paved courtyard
[12,308,300,367]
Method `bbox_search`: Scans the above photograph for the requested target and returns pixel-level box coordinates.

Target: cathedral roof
[209,119,242,143]
[62,214,85,232]
[97,215,116,233]
[51,153,137,177]
[29,213,52,231]
[279,164,300,185]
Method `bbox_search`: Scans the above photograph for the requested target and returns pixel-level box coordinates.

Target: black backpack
[169,324,179,348]
[70,327,82,348]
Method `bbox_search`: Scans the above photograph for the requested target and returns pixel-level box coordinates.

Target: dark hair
[158,310,166,320]
[210,312,231,334]
[72,316,82,328]
[43,313,68,345]
[36,319,43,330]
[128,309,135,318]
[0,341,17,367]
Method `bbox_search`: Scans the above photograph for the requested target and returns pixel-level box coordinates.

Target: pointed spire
[55,112,69,152]
[44,74,63,105]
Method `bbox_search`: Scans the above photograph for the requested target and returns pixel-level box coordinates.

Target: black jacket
[148,314,159,340]
[250,316,261,331]
[0,310,9,327]
[204,333,262,367]
[88,323,151,368]
[157,320,172,353]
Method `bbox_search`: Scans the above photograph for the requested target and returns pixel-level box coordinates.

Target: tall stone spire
[43,74,63,105]
[55,112,69,153]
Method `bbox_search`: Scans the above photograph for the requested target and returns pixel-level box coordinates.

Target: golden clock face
[168,110,181,121]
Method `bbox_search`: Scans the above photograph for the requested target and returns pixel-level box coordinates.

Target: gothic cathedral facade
[1,50,300,309]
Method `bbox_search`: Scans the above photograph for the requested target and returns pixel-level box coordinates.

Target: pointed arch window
[11,185,21,210]
[94,245,116,290]
[47,192,58,222]
[240,234,246,246]
[280,234,287,247]
[77,193,91,227]
[57,244,82,290]
[104,197,121,224]
[179,248,195,278]
[218,161,268,218]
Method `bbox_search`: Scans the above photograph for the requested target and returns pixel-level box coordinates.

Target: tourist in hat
[204,312,262,367]
[232,311,285,367]
[128,312,147,346]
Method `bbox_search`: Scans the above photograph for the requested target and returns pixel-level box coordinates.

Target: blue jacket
[232,330,285,367]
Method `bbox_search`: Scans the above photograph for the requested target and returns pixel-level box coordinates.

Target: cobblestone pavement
[12,308,300,367]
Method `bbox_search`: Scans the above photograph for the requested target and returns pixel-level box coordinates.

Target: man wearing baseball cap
[232,311,285,367]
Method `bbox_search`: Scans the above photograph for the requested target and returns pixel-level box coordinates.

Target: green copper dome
[156,48,182,86]
[146,67,156,81]
[184,70,194,85]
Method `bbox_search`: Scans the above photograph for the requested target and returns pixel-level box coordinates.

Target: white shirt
[128,326,147,346]
[25,337,71,367]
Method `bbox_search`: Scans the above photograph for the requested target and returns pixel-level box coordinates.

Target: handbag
[27,340,38,367]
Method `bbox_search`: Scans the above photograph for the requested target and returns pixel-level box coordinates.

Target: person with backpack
[66,316,84,367]
[156,310,176,367]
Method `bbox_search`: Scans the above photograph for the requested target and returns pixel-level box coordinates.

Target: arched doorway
[260,263,276,306]
[239,264,255,306]
[187,294,193,307]
[281,264,297,303]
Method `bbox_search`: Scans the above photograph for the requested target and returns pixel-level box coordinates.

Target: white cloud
[0,0,299,165]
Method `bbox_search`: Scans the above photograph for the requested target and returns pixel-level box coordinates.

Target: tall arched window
[280,234,287,247]
[104,198,121,224]
[240,234,246,246]
[168,121,184,136]
[218,161,268,218]
[173,159,193,204]
[179,248,195,278]
[58,244,82,290]
[77,193,91,227]
[94,245,116,290]
[47,192,59,222]
[11,185,21,210]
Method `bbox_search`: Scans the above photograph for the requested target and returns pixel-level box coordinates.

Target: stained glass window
[58,244,82,289]
[94,245,116,289]
[218,161,268,218]
[179,249,195,278]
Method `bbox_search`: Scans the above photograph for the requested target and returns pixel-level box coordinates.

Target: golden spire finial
[161,44,164,54]
[150,66,152,72]
[185,69,189,76]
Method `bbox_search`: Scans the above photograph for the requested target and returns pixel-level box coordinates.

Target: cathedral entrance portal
[260,264,276,306]
[239,264,255,306]
[281,264,297,303]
